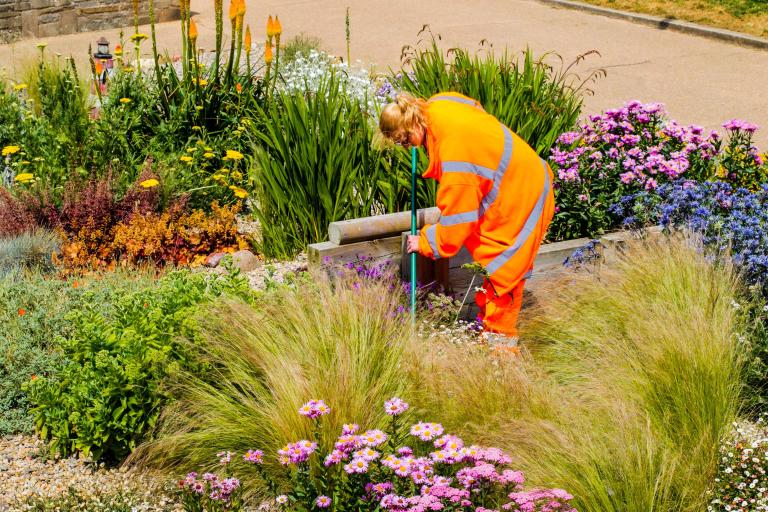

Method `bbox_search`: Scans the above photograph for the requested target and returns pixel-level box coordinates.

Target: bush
[0,270,154,435]
[27,267,255,462]
[707,417,768,511]
[0,186,36,237]
[0,229,59,275]
[392,35,598,158]
[548,102,767,241]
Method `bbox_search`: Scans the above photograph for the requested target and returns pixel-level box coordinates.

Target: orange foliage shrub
[111,201,247,266]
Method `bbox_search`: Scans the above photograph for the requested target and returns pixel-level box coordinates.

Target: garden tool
[410,146,417,322]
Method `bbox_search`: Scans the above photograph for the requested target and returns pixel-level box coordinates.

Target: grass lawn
[580,0,768,37]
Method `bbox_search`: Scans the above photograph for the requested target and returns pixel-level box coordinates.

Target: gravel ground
[0,435,180,511]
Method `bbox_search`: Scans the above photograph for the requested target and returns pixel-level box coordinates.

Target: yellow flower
[140,178,160,188]
[195,106,203,111]
[180,155,194,163]
[218,167,230,174]
[14,173,34,183]
[114,44,123,56]
[193,78,208,86]
[229,186,249,198]
[122,66,135,73]
[203,152,214,159]
[231,170,243,180]
[224,149,244,160]
[119,97,131,104]
[196,140,206,146]
[264,39,273,64]
[189,17,199,43]
[204,146,213,151]
[2,145,21,156]
[130,33,148,42]
[36,42,48,49]
[192,125,202,131]
[186,147,197,153]
[13,83,27,91]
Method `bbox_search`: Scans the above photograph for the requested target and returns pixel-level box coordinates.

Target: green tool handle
[410,146,417,319]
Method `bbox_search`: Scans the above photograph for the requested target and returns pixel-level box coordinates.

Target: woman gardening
[379,92,555,343]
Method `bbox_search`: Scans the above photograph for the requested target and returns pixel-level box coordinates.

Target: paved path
[2,0,767,146]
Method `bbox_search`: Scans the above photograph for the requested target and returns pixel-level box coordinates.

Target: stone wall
[0,0,179,42]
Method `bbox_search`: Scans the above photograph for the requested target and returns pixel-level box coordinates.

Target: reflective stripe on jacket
[417,92,555,296]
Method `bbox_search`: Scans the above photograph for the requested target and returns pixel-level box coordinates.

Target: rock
[204,252,225,268]
[231,250,259,272]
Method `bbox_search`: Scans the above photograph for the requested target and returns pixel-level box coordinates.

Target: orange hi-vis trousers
[475,278,526,337]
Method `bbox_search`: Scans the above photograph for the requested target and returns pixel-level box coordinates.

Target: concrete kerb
[538,0,768,50]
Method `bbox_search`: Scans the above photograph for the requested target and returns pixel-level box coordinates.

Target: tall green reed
[396,34,603,157]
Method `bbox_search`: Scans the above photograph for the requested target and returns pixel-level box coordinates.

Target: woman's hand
[407,235,420,254]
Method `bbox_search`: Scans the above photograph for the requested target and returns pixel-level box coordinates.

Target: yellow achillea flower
[224,149,244,160]
[140,178,159,188]
[193,78,208,86]
[2,145,21,156]
[180,156,194,163]
[14,173,34,183]
[119,98,131,104]
[192,126,202,131]
[130,33,148,42]
[13,83,27,91]
[229,185,248,198]
[203,152,214,159]
[186,147,198,153]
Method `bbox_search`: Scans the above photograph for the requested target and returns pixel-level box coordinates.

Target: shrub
[707,417,768,511]
[611,180,768,292]
[0,270,154,435]
[27,268,255,462]
[177,398,577,512]
[0,186,36,237]
[129,274,413,477]
[393,35,598,158]
[282,34,325,64]
[0,229,59,275]
[548,102,767,241]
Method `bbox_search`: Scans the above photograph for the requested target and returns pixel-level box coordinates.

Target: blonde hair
[378,93,428,142]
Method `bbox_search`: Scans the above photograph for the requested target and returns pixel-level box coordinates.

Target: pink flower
[276,495,288,505]
[361,429,388,447]
[217,451,233,464]
[243,449,264,464]
[343,457,369,474]
[577,194,588,202]
[410,422,444,442]
[298,399,331,419]
[342,423,359,435]
[315,495,332,508]
[385,397,410,416]
[353,447,381,461]
[324,449,345,466]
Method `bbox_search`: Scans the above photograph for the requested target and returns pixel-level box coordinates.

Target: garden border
[537,0,768,50]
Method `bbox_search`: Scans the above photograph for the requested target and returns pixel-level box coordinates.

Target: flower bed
[178,398,576,512]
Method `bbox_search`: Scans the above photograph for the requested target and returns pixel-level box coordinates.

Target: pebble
[0,435,180,511]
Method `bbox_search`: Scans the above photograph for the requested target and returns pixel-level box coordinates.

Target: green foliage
[741,289,768,414]
[0,270,154,436]
[395,35,599,157]
[250,74,399,258]
[27,268,255,463]
[0,229,60,275]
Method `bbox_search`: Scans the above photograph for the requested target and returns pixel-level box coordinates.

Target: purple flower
[298,399,330,419]
[217,451,233,464]
[342,423,359,435]
[343,457,369,474]
[315,495,332,508]
[243,449,264,464]
[384,397,409,416]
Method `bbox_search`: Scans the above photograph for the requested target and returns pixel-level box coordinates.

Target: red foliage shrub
[0,187,36,238]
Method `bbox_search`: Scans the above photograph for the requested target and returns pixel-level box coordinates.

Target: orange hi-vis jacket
[417,92,556,296]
